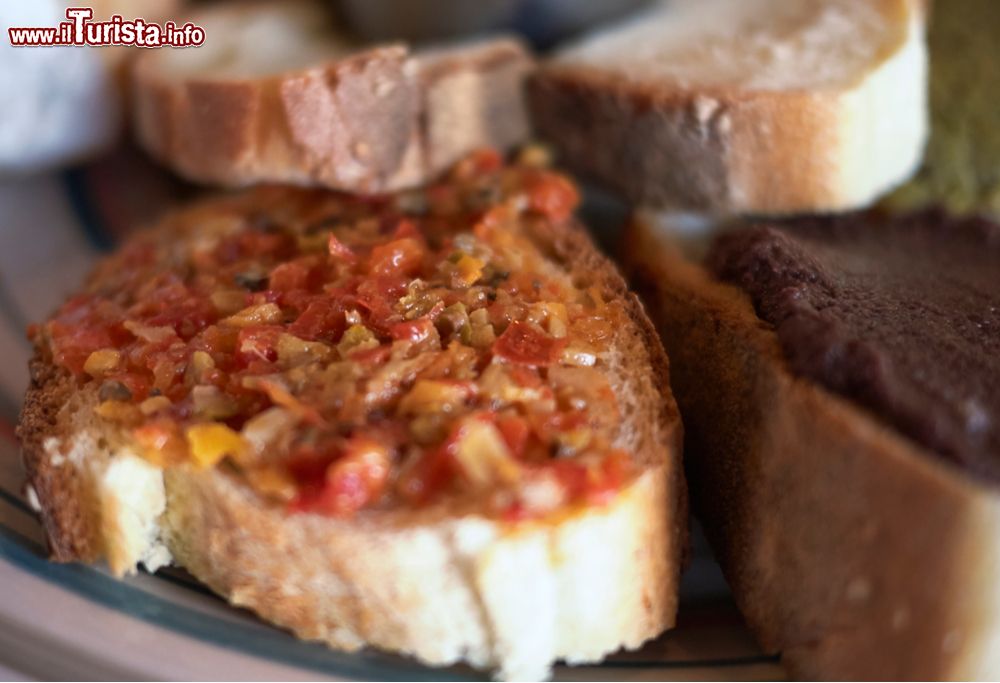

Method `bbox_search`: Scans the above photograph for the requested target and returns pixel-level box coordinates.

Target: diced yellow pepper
[185,423,246,468]
[454,254,485,287]
[337,324,379,357]
[222,303,282,327]
[453,418,521,487]
[94,399,140,423]
[83,349,121,377]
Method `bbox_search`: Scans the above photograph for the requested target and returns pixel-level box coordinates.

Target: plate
[0,147,782,681]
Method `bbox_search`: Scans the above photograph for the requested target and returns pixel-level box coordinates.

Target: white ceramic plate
[0,147,783,681]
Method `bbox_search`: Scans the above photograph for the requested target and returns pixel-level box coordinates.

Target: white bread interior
[530,0,929,214]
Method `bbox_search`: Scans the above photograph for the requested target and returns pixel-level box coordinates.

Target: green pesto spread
[886,0,1000,215]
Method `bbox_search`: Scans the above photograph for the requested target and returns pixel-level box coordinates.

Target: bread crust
[529,0,928,214]
[17,360,101,563]
[624,217,1000,680]
[131,3,533,193]
[18,194,684,680]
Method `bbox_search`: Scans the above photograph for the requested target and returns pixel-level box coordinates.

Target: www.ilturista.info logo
[8,7,205,48]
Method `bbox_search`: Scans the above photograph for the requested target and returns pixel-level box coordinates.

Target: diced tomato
[269,257,319,292]
[355,276,407,329]
[369,238,425,277]
[529,409,589,445]
[472,148,503,173]
[397,442,454,505]
[501,502,530,523]
[550,450,630,506]
[191,325,239,365]
[508,364,543,388]
[214,230,295,265]
[455,148,502,179]
[285,450,332,511]
[496,414,530,459]
[585,449,630,505]
[492,321,567,366]
[290,437,392,516]
[327,234,357,263]
[350,345,392,366]
[391,218,420,240]
[46,297,131,375]
[389,316,436,343]
[319,437,392,515]
[49,324,122,375]
[526,171,579,223]
[288,299,346,343]
[235,325,283,366]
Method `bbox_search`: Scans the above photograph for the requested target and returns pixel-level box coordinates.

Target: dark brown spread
[707,209,1000,480]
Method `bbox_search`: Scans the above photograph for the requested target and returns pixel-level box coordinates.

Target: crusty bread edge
[624,215,1000,679]
[132,43,424,193]
[131,7,534,194]
[528,0,928,214]
[18,209,685,680]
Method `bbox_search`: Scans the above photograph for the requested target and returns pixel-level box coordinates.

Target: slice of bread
[530,0,928,214]
[18,163,685,681]
[623,213,1000,679]
[131,0,533,194]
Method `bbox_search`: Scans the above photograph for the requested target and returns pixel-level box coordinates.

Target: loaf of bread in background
[530,0,929,214]
[132,0,533,194]
[624,211,1000,680]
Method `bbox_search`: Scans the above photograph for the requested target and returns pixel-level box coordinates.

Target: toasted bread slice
[530,0,928,214]
[18,156,684,681]
[623,212,1000,679]
[131,0,532,194]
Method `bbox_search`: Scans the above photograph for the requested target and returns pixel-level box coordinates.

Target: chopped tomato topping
[235,326,283,367]
[369,238,425,277]
[526,171,579,223]
[35,149,632,520]
[269,257,321,292]
[496,414,530,459]
[292,437,392,516]
[492,321,567,366]
[288,300,346,343]
[389,317,435,343]
[327,234,357,262]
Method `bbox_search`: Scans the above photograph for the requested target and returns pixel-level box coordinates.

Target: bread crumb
[25,485,41,513]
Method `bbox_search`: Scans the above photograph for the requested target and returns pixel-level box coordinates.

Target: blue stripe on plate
[61,169,115,252]
[0,488,30,515]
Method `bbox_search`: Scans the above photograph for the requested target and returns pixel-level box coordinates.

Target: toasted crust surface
[131,2,533,193]
[624,216,1000,679]
[529,0,928,214]
[18,188,684,680]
